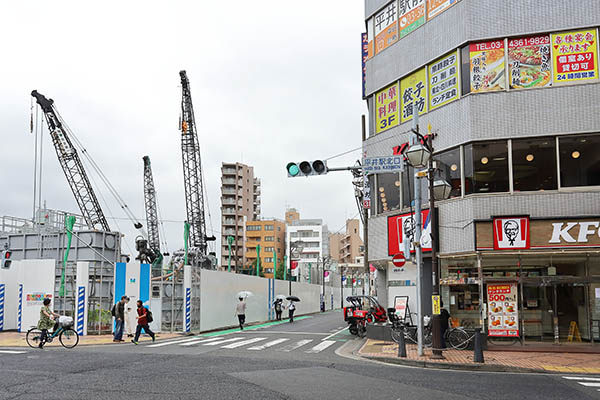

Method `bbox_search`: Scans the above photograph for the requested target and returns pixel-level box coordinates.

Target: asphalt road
[0,311,598,400]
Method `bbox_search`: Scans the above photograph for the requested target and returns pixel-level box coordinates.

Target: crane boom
[31,90,110,232]
[143,156,160,254]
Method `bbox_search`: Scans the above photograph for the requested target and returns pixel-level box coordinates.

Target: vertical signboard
[487,283,519,337]
[428,50,459,110]
[367,17,374,59]
[551,29,598,84]
[469,40,506,93]
[387,209,432,256]
[375,82,400,134]
[427,0,458,20]
[492,217,530,250]
[374,2,398,54]
[362,33,368,99]
[398,0,425,38]
[508,35,552,89]
[400,67,427,123]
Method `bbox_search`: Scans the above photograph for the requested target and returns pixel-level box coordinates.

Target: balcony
[223,218,236,226]
[223,188,237,195]
[222,198,236,205]
[222,207,236,215]
[223,229,236,236]
[222,178,237,185]
[222,167,237,175]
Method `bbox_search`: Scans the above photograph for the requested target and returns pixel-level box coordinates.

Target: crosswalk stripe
[147,337,200,348]
[563,376,600,381]
[221,337,266,349]
[204,337,244,346]
[279,339,313,352]
[0,350,27,354]
[248,338,289,350]
[579,382,600,387]
[180,337,224,346]
[305,340,336,353]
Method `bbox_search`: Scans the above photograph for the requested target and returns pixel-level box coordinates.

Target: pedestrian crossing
[562,376,600,391]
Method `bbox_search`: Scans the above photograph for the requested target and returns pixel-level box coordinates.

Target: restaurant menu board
[374,2,398,54]
[428,50,459,110]
[487,283,519,337]
[375,82,400,134]
[401,68,427,123]
[508,35,552,89]
[470,40,506,93]
[427,0,458,20]
[399,0,425,38]
[551,29,598,83]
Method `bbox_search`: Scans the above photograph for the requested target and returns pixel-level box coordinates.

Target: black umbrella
[286,296,300,302]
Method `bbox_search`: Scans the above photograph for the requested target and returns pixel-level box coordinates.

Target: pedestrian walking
[131,300,155,344]
[273,299,283,321]
[37,298,59,349]
[287,299,296,323]
[440,301,451,349]
[112,296,129,342]
[235,297,246,330]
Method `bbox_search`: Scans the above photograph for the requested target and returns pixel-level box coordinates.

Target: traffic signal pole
[361,115,369,289]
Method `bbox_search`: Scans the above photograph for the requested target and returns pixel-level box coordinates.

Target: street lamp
[288,240,305,295]
[405,143,431,168]
[319,256,331,312]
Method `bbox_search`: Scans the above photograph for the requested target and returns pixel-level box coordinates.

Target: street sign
[392,253,406,267]
[363,155,405,175]
[432,295,440,315]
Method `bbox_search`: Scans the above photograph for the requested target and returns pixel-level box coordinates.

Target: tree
[275,259,286,280]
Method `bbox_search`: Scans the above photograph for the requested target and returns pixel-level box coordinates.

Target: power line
[324,129,413,161]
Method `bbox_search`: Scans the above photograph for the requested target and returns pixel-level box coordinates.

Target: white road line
[203,337,244,346]
[248,338,289,350]
[221,337,266,349]
[238,331,330,336]
[322,327,348,341]
[179,337,223,346]
[0,350,27,354]
[580,382,600,387]
[279,339,313,352]
[305,340,336,353]
[147,337,200,348]
[563,376,600,381]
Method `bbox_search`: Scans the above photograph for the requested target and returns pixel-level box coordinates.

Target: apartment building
[285,218,329,284]
[244,219,286,278]
[329,219,364,264]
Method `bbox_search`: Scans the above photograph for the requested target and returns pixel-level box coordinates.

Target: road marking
[580,382,600,387]
[248,338,289,350]
[179,337,223,346]
[234,331,330,336]
[305,340,336,353]
[203,337,244,346]
[322,327,348,341]
[278,339,313,352]
[563,376,600,381]
[147,337,200,348]
[221,337,266,349]
[0,350,27,354]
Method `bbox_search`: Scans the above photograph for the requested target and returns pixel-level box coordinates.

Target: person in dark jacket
[440,301,451,349]
[113,296,129,342]
[131,300,155,344]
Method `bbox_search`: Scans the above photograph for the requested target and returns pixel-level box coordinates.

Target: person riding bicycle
[37,298,59,349]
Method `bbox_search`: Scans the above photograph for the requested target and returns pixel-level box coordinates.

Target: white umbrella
[275,294,287,300]
[236,291,254,299]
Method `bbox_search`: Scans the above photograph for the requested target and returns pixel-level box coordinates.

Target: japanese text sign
[508,35,552,89]
[374,1,398,54]
[487,283,519,337]
[428,50,459,110]
[427,0,457,20]
[362,33,368,99]
[401,67,427,123]
[551,29,598,83]
[363,155,405,175]
[399,0,425,38]
[375,82,400,134]
[469,40,506,92]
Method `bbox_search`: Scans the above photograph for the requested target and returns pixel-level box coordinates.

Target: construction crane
[179,70,215,266]
[31,90,110,231]
[140,156,163,270]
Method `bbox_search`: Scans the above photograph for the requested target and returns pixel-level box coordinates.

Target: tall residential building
[329,219,364,264]
[244,219,286,278]
[286,218,329,284]
[220,162,261,270]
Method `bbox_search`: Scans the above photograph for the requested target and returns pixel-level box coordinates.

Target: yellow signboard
[428,50,459,111]
[375,82,400,134]
[400,68,427,123]
[432,295,440,315]
[551,29,598,84]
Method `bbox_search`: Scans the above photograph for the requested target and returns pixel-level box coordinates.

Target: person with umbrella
[235,296,246,330]
[286,296,300,323]
[273,297,284,321]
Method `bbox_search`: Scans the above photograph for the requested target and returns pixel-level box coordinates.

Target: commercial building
[329,219,364,264]
[220,163,261,271]
[363,0,600,344]
[244,219,286,278]
[285,214,329,284]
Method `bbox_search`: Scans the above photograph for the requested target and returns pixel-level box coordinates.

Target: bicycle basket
[58,316,74,327]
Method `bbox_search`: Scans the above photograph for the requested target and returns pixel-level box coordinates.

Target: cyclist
[37,297,59,349]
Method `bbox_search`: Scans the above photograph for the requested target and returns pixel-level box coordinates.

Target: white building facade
[285,219,329,284]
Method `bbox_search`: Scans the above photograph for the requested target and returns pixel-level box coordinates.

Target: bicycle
[26,316,79,349]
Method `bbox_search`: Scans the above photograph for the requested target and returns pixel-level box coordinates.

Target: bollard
[397,325,407,358]
[473,328,484,363]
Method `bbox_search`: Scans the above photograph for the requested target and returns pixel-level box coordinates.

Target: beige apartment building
[220,162,261,270]
[329,219,364,264]
[244,219,286,278]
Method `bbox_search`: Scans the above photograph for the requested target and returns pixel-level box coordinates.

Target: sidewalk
[358,339,600,374]
[0,331,181,347]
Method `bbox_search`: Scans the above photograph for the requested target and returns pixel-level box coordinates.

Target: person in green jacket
[37,298,59,349]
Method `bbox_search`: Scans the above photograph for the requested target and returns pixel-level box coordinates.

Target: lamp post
[288,240,305,296]
[319,256,331,312]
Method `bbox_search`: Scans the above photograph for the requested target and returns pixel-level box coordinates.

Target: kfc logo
[387,209,432,256]
[493,217,530,250]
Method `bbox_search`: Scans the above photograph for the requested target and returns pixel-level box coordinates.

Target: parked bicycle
[26,316,79,349]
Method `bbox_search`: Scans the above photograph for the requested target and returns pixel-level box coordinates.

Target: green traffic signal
[286,162,300,177]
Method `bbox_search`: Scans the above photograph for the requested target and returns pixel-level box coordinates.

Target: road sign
[363,155,405,175]
[392,253,406,267]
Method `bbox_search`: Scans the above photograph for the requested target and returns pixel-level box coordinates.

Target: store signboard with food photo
[428,50,459,111]
[487,283,519,337]
[375,81,400,134]
[469,40,506,93]
[551,29,598,84]
[374,1,399,54]
[399,0,425,38]
[508,35,552,89]
[400,67,428,123]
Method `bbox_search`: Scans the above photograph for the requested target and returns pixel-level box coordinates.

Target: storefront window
[460,45,470,95]
[401,166,428,208]
[512,137,557,191]
[464,141,509,194]
[440,257,480,328]
[435,147,461,198]
[559,133,600,187]
[377,173,400,214]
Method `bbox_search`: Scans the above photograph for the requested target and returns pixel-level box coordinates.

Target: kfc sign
[493,217,530,250]
[387,209,432,256]
[549,221,600,243]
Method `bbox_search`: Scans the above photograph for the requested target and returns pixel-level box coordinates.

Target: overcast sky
[0,1,367,260]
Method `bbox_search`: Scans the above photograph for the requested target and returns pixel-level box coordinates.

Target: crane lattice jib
[31,90,110,232]
[179,71,207,254]
[143,156,161,254]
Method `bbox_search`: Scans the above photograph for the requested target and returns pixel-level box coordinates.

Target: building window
[265,225,274,231]
[277,238,281,242]
[512,137,557,191]
[290,232,298,238]
[460,45,470,96]
[264,257,274,263]
[264,247,274,252]
[277,227,281,231]
[247,225,261,231]
[464,141,509,194]
[401,166,427,208]
[377,172,400,213]
[559,134,600,187]
[435,146,462,198]
[265,236,274,242]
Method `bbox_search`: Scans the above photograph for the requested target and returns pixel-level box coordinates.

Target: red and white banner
[487,283,519,337]
[493,217,530,250]
[324,271,330,282]
[387,209,432,256]
[291,261,299,277]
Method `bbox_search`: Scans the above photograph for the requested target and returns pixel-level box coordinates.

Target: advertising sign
[508,35,552,89]
[551,29,598,83]
[427,0,458,20]
[487,283,519,337]
[363,155,405,175]
[400,67,427,123]
[374,2,398,54]
[394,296,409,320]
[469,40,506,93]
[432,295,440,315]
[362,32,368,99]
[375,82,400,134]
[363,172,371,209]
[387,209,432,256]
[26,292,52,306]
[291,260,299,277]
[493,217,530,250]
[428,50,459,110]
[398,0,425,38]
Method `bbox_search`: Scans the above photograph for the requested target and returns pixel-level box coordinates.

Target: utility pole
[361,115,369,280]
[413,113,424,357]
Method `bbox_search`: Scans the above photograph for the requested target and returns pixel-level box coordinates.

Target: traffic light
[1,250,12,269]
[286,160,328,177]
